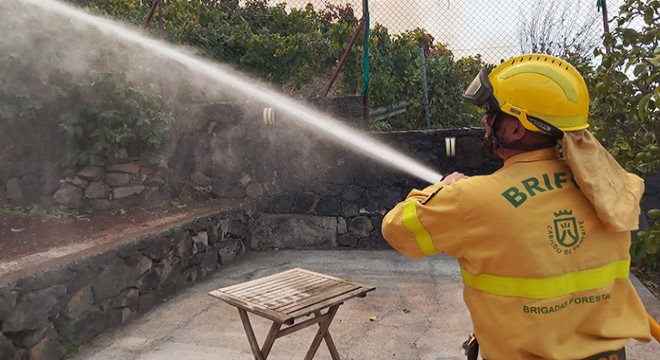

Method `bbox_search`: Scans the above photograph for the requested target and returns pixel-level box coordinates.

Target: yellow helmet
[463,54,590,135]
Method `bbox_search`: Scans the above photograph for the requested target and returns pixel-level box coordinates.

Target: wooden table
[209,268,375,360]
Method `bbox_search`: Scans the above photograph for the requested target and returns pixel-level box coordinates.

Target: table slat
[209,290,294,324]
[222,271,301,294]
[274,283,357,313]
[234,276,331,301]
[287,288,372,319]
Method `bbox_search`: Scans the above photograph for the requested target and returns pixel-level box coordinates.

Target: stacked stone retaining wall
[52,163,169,211]
[0,202,253,360]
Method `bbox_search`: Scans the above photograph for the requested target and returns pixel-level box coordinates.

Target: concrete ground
[72,250,660,360]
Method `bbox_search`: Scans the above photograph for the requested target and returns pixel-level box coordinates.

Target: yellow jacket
[382,148,651,359]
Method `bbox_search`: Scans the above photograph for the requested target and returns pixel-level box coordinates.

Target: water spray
[20,0,444,184]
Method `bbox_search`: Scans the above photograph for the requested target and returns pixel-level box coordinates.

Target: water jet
[18,0,444,185]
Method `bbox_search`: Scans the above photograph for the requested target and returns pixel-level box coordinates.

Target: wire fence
[128,0,632,126]
[265,0,622,63]
[133,0,627,66]
[60,0,637,127]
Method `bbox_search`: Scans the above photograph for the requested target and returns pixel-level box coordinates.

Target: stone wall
[244,128,501,249]
[52,163,169,211]
[3,99,658,235]
[168,102,502,249]
[3,100,658,246]
[0,204,252,360]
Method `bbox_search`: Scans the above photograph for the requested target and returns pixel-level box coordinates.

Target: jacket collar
[503,147,560,167]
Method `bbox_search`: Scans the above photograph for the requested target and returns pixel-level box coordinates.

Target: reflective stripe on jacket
[381,148,651,359]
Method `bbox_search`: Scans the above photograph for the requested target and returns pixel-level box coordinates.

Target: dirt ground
[1,208,659,301]
[0,208,183,262]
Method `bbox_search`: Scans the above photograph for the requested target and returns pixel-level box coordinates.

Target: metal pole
[419,47,431,129]
[362,0,369,126]
[600,4,611,54]
[322,18,365,97]
[143,0,159,30]
[158,0,164,38]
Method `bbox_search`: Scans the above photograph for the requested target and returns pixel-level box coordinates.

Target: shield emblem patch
[554,216,579,247]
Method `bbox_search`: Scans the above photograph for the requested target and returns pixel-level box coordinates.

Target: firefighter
[381,54,655,359]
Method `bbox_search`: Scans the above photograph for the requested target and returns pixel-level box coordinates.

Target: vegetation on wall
[57,68,174,166]
[67,0,359,91]
[0,3,173,167]
[588,0,659,268]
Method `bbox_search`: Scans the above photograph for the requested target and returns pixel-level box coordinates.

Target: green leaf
[638,93,651,120]
[633,63,648,76]
[631,242,645,259]
[648,209,660,220]
[112,208,127,215]
[649,55,660,67]
[617,141,632,152]
[644,239,658,255]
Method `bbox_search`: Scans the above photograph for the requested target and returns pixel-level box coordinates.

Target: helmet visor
[462,68,498,110]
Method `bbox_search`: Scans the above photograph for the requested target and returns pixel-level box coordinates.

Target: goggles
[462,68,500,111]
[462,68,563,138]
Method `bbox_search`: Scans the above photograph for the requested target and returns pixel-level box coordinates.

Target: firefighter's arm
[382,183,444,258]
[382,172,469,258]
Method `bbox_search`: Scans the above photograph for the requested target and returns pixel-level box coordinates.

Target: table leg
[238,308,265,360]
[323,328,340,360]
[261,321,282,358]
[304,304,340,360]
[314,309,341,360]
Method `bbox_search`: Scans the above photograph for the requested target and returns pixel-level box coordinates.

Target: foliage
[57,337,80,360]
[590,0,659,268]
[67,0,146,22]
[0,1,173,168]
[74,0,361,90]
[354,26,484,129]
[57,68,174,166]
[67,0,484,130]
[518,0,602,62]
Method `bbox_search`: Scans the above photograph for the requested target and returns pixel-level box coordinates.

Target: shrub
[590,0,659,268]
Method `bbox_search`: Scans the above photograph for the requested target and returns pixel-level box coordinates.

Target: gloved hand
[441,171,469,186]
